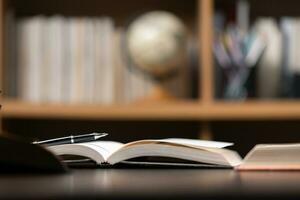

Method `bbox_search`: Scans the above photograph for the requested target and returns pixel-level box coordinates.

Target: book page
[107,142,239,166]
[159,138,233,149]
[48,141,124,164]
[80,141,123,161]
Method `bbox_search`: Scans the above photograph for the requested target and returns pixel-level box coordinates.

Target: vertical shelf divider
[199,0,214,104]
[0,0,4,133]
[198,0,214,139]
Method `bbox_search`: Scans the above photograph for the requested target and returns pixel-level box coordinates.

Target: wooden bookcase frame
[1,0,300,139]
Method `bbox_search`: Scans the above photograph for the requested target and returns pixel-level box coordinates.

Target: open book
[47,138,242,168]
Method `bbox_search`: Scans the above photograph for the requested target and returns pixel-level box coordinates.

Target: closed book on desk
[48,138,242,168]
[238,143,300,171]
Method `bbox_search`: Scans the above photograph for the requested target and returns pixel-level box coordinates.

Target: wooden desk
[1,169,300,199]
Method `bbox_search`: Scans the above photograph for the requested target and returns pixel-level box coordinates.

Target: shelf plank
[3,100,300,120]
[211,101,300,120]
[1,100,204,120]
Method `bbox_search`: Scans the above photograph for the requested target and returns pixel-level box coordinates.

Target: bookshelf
[2,0,300,146]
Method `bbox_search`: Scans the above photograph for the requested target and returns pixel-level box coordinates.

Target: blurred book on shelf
[213,0,300,100]
[4,14,194,105]
[280,17,300,98]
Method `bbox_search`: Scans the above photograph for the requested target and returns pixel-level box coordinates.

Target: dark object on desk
[0,134,67,173]
[32,132,108,146]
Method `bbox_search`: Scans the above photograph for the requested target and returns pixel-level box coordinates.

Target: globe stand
[133,82,179,104]
[149,85,175,101]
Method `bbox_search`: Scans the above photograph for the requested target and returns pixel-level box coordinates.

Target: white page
[159,138,233,149]
[80,141,123,160]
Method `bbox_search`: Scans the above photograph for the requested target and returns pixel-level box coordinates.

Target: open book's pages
[237,144,300,170]
[48,138,242,167]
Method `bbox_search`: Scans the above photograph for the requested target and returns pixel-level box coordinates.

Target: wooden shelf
[210,101,300,120]
[3,100,300,121]
[1,100,202,120]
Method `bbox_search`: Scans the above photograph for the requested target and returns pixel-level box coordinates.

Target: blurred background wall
[2,0,300,157]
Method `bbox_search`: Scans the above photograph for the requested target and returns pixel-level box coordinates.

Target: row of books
[4,15,191,104]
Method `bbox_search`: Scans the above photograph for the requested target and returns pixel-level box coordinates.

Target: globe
[126,11,187,77]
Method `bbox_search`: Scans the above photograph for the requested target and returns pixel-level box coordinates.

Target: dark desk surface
[2,168,300,200]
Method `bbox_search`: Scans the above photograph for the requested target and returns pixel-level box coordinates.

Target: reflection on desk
[1,169,300,199]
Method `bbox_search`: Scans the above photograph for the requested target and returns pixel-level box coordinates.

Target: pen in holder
[213,25,266,100]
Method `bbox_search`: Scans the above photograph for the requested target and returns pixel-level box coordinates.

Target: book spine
[69,18,85,103]
[82,18,95,103]
[113,29,125,103]
[94,18,103,104]
[18,17,44,103]
[46,16,64,103]
[4,9,17,98]
[62,18,72,103]
[93,17,115,104]
[101,17,115,104]
[255,18,282,98]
